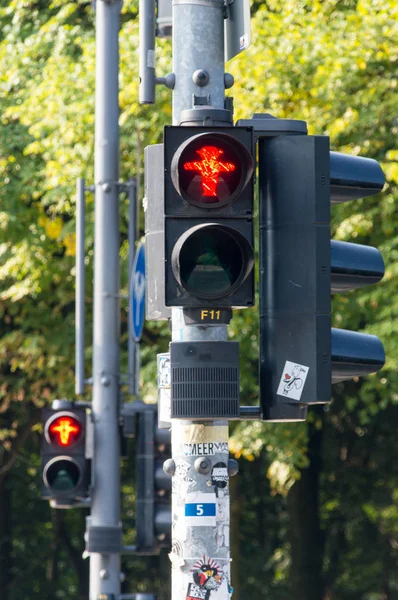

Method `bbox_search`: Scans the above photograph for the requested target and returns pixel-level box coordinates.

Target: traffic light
[164,126,255,308]
[135,404,171,553]
[41,405,90,507]
[258,134,385,421]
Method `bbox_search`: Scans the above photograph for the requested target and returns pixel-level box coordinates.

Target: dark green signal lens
[45,458,80,491]
[172,224,254,300]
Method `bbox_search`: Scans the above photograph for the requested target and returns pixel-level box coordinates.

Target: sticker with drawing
[191,556,223,592]
[277,361,309,401]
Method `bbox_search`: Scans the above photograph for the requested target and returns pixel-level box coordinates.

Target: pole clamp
[86,525,122,554]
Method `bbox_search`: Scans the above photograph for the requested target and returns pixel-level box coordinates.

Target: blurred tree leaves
[0,0,397,598]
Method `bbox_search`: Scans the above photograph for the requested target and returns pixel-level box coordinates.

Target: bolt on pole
[170,2,233,600]
[89,0,123,598]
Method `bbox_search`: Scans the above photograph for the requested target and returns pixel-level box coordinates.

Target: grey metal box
[170,341,240,419]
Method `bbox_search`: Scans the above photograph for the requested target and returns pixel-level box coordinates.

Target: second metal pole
[90,0,122,597]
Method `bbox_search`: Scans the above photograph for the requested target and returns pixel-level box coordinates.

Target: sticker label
[276,361,309,401]
[191,557,223,590]
[147,49,156,68]
[169,539,185,568]
[211,462,228,489]
[183,442,228,456]
[185,493,217,526]
[158,354,170,388]
[186,583,210,600]
[240,33,249,50]
[185,503,216,517]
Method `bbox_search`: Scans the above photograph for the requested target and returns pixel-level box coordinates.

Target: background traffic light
[258,134,385,421]
[135,404,171,554]
[164,126,255,308]
[41,404,90,507]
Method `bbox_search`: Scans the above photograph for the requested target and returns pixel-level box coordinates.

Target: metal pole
[172,1,226,120]
[90,0,122,597]
[139,0,156,104]
[75,177,86,396]
[128,178,138,396]
[170,3,232,600]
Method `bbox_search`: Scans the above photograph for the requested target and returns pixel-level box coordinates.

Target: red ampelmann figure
[183,145,236,197]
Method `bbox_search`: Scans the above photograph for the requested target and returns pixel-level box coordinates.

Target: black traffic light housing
[135,404,171,554]
[41,405,90,508]
[164,126,255,308]
[258,132,385,421]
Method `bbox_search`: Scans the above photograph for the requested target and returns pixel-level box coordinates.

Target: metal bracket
[179,106,233,126]
[121,545,161,556]
[50,497,91,510]
[236,113,307,140]
[86,524,123,554]
[223,0,234,18]
[120,400,149,437]
[193,93,211,107]
[156,73,176,89]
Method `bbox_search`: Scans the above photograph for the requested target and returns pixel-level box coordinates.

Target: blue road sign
[130,243,146,342]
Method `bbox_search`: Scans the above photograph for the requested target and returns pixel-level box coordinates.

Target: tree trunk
[0,473,12,600]
[287,413,325,600]
[58,511,89,600]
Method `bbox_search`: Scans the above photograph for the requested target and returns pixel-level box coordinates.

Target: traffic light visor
[171,223,254,300]
[171,132,253,207]
[46,414,82,447]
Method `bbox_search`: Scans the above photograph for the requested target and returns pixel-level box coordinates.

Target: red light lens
[176,134,246,207]
[183,145,236,198]
[48,416,82,447]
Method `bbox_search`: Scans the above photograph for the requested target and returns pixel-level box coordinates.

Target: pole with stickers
[164,2,240,599]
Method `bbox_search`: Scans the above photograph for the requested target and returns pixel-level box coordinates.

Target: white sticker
[158,353,171,426]
[240,33,249,50]
[276,361,309,401]
[158,354,170,389]
[183,442,228,456]
[184,492,217,526]
[147,49,156,68]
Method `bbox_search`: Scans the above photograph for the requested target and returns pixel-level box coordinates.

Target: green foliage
[0,0,397,598]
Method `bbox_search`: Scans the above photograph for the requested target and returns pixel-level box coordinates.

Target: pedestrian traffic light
[164,126,255,308]
[258,134,385,421]
[135,404,171,553]
[41,405,90,507]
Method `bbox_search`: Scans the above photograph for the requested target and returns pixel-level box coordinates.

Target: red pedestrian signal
[41,406,90,507]
[164,126,255,308]
[170,130,253,209]
[48,415,82,447]
[183,144,236,198]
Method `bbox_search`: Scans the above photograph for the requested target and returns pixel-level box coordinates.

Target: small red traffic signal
[41,406,90,507]
[47,415,82,447]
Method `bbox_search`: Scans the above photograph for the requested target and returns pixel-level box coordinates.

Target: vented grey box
[170,341,240,419]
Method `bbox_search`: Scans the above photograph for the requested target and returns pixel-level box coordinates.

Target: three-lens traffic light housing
[41,406,90,507]
[258,133,385,421]
[164,126,255,308]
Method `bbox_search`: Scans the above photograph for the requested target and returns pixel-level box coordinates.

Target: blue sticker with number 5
[185,502,216,517]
